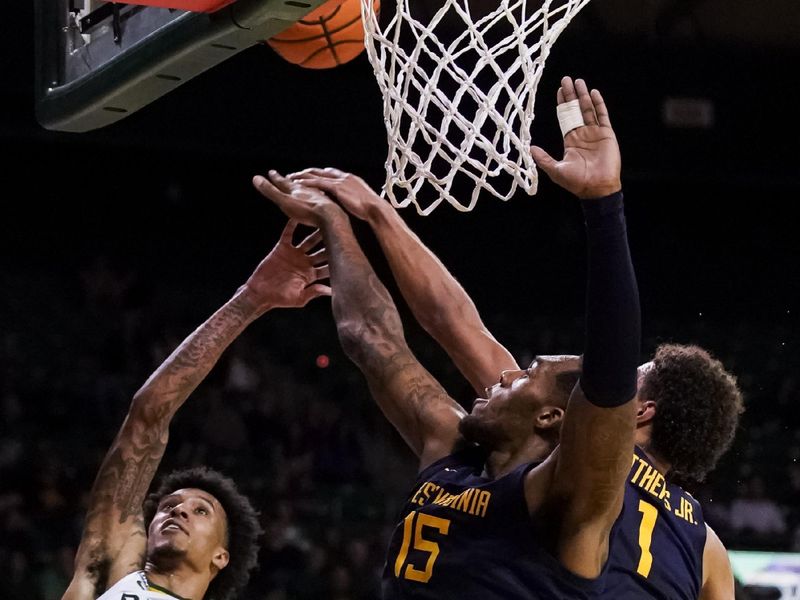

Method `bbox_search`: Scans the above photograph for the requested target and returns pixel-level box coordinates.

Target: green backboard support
[35,0,325,132]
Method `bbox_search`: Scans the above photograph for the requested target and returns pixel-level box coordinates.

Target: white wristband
[557,99,584,137]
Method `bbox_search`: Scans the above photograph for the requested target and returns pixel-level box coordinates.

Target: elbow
[336,319,373,365]
[128,390,171,427]
[336,318,403,370]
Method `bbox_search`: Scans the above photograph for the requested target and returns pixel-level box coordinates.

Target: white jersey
[97,571,183,600]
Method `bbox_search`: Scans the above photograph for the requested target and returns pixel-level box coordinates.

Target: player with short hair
[292,77,744,598]
[62,221,331,600]
[253,74,642,598]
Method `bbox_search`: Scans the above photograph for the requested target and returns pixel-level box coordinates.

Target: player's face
[147,488,229,572]
[460,355,579,447]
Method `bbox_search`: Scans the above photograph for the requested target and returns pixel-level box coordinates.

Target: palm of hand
[557,127,621,198]
[248,243,317,309]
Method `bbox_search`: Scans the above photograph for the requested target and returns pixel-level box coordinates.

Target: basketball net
[360,0,591,214]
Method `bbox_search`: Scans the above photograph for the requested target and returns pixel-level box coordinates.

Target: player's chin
[471,397,489,412]
[458,415,496,448]
[149,536,189,560]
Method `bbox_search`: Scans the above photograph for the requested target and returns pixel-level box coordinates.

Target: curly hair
[642,344,744,482]
[143,467,262,600]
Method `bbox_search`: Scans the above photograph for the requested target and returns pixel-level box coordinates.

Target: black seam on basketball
[319,16,339,64]
[313,15,361,37]
[271,11,359,43]
[302,45,334,65]
[270,17,359,43]
[270,33,331,43]
[271,0,371,64]
[298,4,342,25]
[269,17,357,43]
[300,39,365,66]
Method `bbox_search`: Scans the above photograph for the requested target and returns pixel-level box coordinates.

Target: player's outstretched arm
[526,77,640,578]
[699,526,735,600]
[254,171,466,470]
[290,168,518,394]
[62,221,329,600]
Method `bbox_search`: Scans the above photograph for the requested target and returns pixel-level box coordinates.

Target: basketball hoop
[360,0,592,214]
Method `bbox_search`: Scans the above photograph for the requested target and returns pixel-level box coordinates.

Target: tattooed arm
[253,172,465,471]
[290,169,518,394]
[63,221,330,600]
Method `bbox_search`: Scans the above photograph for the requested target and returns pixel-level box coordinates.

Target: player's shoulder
[704,524,727,556]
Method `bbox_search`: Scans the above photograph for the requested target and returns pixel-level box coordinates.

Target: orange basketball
[267,0,379,69]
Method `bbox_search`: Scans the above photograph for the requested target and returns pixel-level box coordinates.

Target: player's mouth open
[162,520,188,534]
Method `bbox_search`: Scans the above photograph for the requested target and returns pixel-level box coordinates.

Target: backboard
[35,0,326,132]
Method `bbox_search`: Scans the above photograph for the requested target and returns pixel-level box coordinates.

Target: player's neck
[145,560,211,600]
[484,435,552,478]
[636,438,672,476]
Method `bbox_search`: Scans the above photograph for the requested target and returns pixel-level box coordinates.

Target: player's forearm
[558,191,640,496]
[579,191,641,407]
[367,202,513,391]
[323,208,465,459]
[101,288,264,521]
[322,207,409,376]
[131,285,264,421]
[368,202,478,332]
[68,405,172,594]
[68,283,270,596]
[549,191,640,560]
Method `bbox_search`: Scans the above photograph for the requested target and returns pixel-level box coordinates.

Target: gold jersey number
[637,499,659,577]
[394,511,451,583]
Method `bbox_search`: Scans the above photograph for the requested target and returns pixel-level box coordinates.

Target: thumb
[253,175,291,214]
[530,146,559,181]
[301,283,332,306]
[253,175,279,200]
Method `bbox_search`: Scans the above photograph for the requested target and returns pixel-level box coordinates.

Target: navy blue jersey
[382,446,601,599]
[603,446,707,599]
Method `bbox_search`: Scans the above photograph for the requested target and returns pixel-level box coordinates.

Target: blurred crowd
[1,248,798,600]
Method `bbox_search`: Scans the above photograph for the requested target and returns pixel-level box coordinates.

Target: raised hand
[289,168,384,222]
[252,170,343,227]
[530,76,621,199]
[242,219,331,312]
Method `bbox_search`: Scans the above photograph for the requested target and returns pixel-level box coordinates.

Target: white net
[360,0,592,214]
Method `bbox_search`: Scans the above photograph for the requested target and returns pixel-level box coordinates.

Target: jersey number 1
[394,511,451,583]
[636,499,659,577]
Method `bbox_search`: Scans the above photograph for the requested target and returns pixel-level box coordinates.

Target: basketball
[267,0,379,69]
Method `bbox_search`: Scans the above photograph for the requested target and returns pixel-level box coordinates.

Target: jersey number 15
[394,511,451,583]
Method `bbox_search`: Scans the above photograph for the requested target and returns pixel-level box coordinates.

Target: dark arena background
[2,1,800,599]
